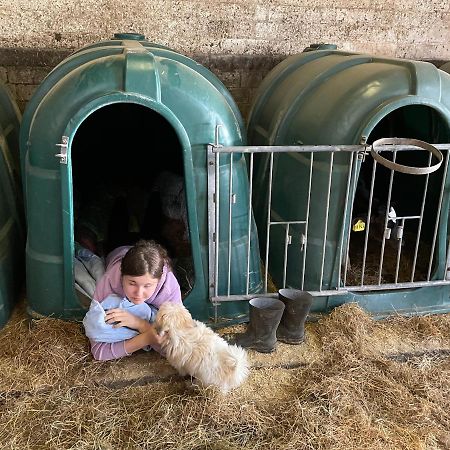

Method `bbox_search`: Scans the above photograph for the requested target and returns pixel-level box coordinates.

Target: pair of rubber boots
[235,289,313,353]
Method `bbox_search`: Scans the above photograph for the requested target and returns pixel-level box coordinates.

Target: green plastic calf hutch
[0,82,25,328]
[247,47,450,317]
[20,33,262,324]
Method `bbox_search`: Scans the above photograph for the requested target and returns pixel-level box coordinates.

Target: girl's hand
[123,324,162,354]
[142,325,163,347]
[104,308,151,333]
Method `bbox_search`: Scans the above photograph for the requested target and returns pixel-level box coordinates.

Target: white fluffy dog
[154,303,249,393]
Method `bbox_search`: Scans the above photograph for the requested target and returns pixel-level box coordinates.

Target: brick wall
[0,48,285,120]
[0,49,71,113]
[2,48,445,121]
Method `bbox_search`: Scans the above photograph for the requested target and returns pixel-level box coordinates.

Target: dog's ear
[159,329,169,339]
[155,323,170,337]
[178,308,195,328]
[154,316,167,337]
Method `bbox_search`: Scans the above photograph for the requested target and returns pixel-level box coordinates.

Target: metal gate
[208,136,450,305]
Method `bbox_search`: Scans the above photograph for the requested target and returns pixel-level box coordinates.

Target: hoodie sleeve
[93,273,113,302]
[89,339,130,361]
[93,246,129,301]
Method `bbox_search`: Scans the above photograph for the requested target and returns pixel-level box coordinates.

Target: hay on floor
[0,301,449,449]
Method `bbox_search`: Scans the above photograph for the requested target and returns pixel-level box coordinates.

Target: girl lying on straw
[83,240,182,361]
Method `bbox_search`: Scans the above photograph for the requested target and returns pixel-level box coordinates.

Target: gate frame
[207,141,450,306]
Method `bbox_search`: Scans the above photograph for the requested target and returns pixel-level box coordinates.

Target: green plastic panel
[248,49,450,317]
[0,82,24,328]
[20,34,262,324]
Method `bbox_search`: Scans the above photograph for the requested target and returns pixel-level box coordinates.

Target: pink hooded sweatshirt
[89,246,182,361]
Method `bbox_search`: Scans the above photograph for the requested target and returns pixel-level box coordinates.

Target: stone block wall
[0,0,449,118]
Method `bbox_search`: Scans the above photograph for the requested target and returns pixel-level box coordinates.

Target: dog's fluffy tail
[219,344,250,390]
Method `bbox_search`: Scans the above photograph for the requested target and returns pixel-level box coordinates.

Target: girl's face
[122,273,159,304]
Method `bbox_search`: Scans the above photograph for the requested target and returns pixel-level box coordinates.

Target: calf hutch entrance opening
[348,105,449,288]
[71,103,194,301]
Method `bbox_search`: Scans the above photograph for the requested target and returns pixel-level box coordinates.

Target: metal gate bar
[264,152,274,293]
[245,153,254,295]
[377,152,395,285]
[227,155,233,295]
[411,152,432,281]
[342,152,358,287]
[302,152,314,290]
[427,150,450,280]
[362,154,378,286]
[320,152,334,290]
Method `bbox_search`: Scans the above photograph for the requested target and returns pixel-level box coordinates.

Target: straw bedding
[1,301,449,449]
[346,230,432,286]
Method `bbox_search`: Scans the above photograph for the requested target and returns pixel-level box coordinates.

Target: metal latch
[300,234,307,251]
[384,228,392,240]
[393,225,404,240]
[55,136,68,164]
[357,136,369,161]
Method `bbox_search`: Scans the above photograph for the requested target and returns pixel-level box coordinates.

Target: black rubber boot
[234,297,285,353]
[276,289,313,344]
